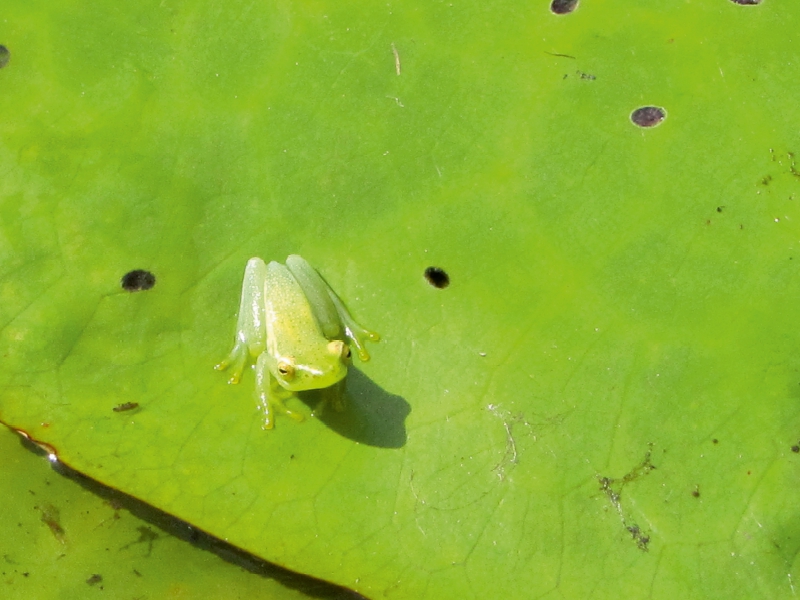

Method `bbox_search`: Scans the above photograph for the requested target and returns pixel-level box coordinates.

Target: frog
[215,255,379,429]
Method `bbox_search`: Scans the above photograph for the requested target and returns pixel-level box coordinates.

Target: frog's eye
[277,361,295,380]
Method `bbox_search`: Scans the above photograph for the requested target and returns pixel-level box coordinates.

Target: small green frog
[216,255,379,429]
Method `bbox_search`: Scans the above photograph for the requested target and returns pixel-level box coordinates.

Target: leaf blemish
[630,106,666,128]
[544,51,576,59]
[391,43,401,76]
[597,446,656,552]
[424,266,450,289]
[120,526,160,557]
[121,269,156,292]
[0,45,10,69]
[487,404,535,481]
[37,503,66,544]
[550,0,579,15]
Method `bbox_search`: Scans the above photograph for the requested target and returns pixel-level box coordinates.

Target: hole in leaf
[730,0,761,4]
[0,45,9,69]
[792,445,800,453]
[550,0,579,14]
[631,106,666,128]
[424,267,450,289]
[121,269,156,292]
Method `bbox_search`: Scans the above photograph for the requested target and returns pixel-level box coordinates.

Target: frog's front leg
[254,353,305,429]
[215,258,269,383]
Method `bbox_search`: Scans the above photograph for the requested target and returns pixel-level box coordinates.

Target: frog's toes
[215,357,246,384]
[346,327,380,362]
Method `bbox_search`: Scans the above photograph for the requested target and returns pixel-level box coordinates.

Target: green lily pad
[2,0,800,598]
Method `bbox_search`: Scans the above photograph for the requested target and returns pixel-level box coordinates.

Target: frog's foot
[311,382,346,418]
[257,393,305,430]
[344,324,380,362]
[215,338,249,384]
[311,395,328,419]
[254,370,305,429]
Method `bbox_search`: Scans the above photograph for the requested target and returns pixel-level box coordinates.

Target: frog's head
[270,340,350,391]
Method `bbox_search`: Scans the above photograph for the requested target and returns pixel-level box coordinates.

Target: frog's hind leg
[254,353,305,429]
[215,258,269,383]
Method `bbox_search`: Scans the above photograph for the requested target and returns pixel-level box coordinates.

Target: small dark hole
[712,439,719,444]
[121,269,156,292]
[631,106,666,128]
[0,45,10,69]
[792,445,800,453]
[424,267,450,289]
[730,0,761,5]
[550,0,579,14]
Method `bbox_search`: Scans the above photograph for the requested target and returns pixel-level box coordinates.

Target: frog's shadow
[298,368,409,448]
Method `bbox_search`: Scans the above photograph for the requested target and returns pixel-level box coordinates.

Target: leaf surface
[1,1,800,598]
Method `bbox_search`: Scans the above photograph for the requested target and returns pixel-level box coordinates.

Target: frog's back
[264,261,325,350]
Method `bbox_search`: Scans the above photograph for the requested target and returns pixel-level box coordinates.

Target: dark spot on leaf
[761,175,773,186]
[712,438,719,444]
[550,0,579,14]
[716,206,725,213]
[598,447,655,552]
[120,526,159,557]
[691,485,700,498]
[791,445,800,453]
[113,402,139,413]
[133,569,142,577]
[631,106,666,128]
[86,574,103,586]
[0,46,9,69]
[424,267,450,289]
[544,51,576,59]
[626,524,650,551]
[121,269,156,292]
[38,504,66,543]
[730,0,761,4]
